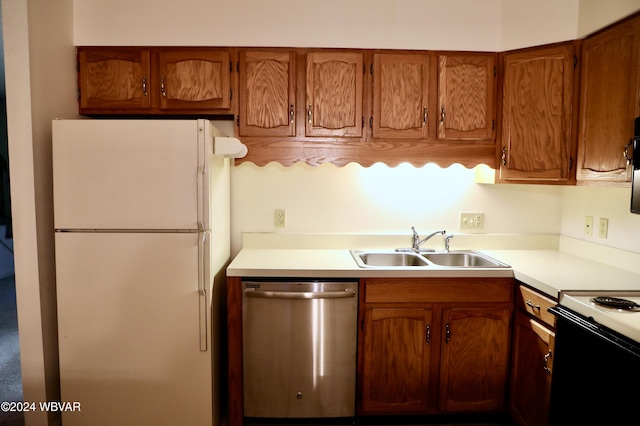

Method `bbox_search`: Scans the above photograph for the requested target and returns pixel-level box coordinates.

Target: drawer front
[516,285,556,328]
[364,277,513,304]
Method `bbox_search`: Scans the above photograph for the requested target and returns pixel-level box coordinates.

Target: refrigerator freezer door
[55,231,213,426]
[52,119,211,231]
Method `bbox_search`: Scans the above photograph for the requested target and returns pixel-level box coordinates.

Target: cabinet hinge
[569,156,573,171]
[492,119,495,130]
[236,115,240,126]
[77,88,81,100]
[573,55,578,68]
[230,61,233,73]
[362,116,365,128]
[369,117,373,128]
[370,63,373,75]
[494,66,497,77]
[236,61,240,73]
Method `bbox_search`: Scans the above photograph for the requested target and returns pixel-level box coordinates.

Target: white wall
[578,0,640,36]
[231,162,562,251]
[74,0,503,51]
[2,0,76,424]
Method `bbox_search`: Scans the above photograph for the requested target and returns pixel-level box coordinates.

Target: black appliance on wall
[632,116,640,214]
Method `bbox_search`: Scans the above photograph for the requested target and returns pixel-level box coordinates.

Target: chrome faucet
[411,227,446,251]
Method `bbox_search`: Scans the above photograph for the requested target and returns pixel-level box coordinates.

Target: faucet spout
[411,227,446,251]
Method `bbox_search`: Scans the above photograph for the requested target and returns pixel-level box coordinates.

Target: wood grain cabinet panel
[78,47,234,115]
[437,53,496,141]
[156,50,231,111]
[577,14,640,184]
[238,50,295,137]
[498,43,578,184]
[372,53,431,139]
[306,51,364,138]
[78,48,151,112]
[439,307,511,412]
[509,311,555,426]
[358,278,513,417]
[361,308,433,414]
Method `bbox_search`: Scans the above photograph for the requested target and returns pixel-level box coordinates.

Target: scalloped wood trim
[235,139,498,168]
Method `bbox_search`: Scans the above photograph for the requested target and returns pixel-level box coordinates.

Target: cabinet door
[238,50,296,137]
[360,308,432,414]
[78,48,151,112]
[509,312,555,426]
[306,52,364,138]
[499,44,577,183]
[437,53,496,141]
[577,15,640,184]
[372,53,430,139]
[439,307,510,412]
[157,49,231,112]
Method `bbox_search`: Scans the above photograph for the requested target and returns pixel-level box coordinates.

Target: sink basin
[422,251,509,268]
[351,250,430,268]
[350,249,510,269]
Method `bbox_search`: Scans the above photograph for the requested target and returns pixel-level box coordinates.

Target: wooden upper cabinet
[498,43,577,184]
[305,52,364,138]
[437,53,496,141]
[156,49,231,112]
[238,50,295,137]
[577,14,640,184]
[372,53,431,139]
[78,48,151,112]
[78,47,234,115]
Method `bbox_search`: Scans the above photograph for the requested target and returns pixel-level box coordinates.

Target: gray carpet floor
[0,275,24,425]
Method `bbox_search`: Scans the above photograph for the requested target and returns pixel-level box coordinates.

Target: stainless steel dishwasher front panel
[242,280,358,418]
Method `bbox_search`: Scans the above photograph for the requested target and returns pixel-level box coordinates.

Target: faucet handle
[444,234,454,252]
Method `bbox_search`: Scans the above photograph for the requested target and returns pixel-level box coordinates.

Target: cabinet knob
[290,104,295,124]
[425,324,431,345]
[307,104,312,124]
[440,105,446,124]
[423,106,428,125]
[142,77,148,96]
[161,76,167,97]
[445,323,451,343]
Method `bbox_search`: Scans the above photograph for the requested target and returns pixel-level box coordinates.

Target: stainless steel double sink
[350,249,510,269]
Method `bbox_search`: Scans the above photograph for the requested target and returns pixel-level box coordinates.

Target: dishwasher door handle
[244,288,356,300]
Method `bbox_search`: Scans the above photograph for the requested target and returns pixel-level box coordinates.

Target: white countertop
[227,234,640,299]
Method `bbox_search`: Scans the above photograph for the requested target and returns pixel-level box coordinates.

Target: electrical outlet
[275,209,286,228]
[598,218,608,239]
[584,216,593,236]
[460,212,484,231]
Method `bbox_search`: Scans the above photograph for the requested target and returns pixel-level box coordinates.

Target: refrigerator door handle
[196,120,210,231]
[198,232,208,352]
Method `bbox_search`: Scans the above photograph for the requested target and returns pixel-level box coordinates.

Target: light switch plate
[598,218,608,239]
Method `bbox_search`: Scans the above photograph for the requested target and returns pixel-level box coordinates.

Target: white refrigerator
[52,119,245,426]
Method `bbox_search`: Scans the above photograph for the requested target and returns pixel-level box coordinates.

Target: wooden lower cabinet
[509,284,557,426]
[439,307,511,412]
[361,308,433,413]
[357,277,513,416]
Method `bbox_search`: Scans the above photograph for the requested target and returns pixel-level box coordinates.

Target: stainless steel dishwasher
[242,279,358,418]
